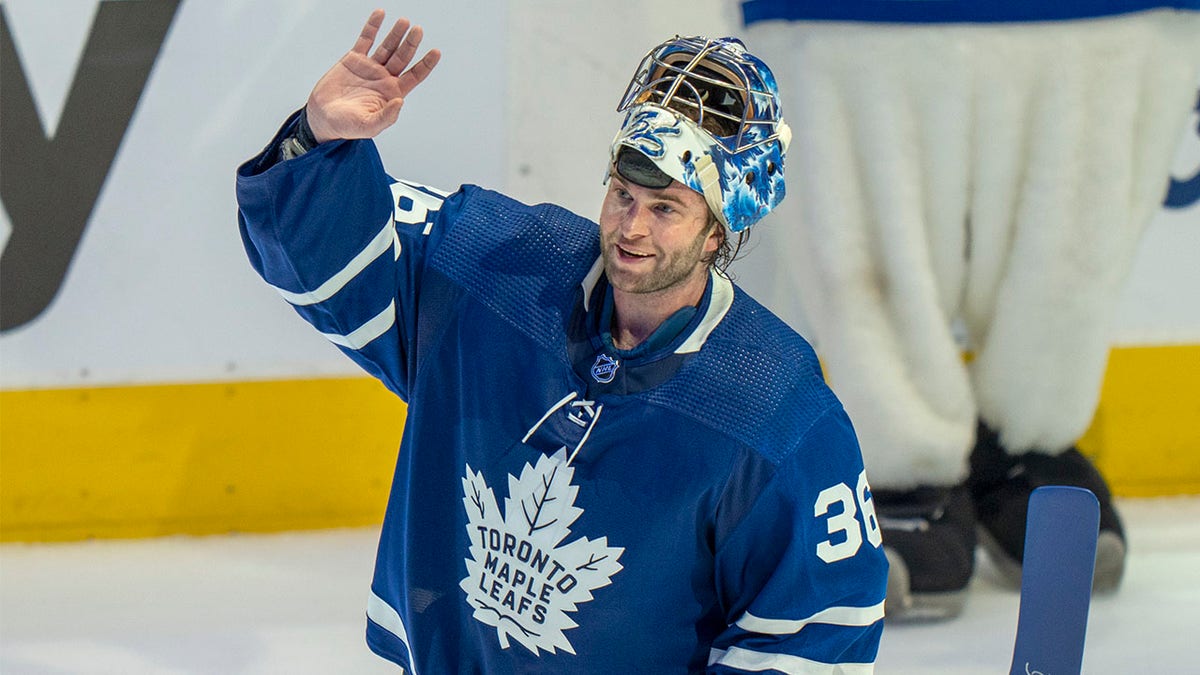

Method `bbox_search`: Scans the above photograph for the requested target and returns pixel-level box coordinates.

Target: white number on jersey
[814,470,882,563]
[390,180,449,235]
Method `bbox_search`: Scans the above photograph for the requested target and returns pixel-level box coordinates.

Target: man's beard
[600,227,711,295]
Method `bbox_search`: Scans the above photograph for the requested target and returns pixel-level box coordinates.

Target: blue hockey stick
[1009,485,1100,675]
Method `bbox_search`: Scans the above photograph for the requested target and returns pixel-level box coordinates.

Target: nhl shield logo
[590,354,620,384]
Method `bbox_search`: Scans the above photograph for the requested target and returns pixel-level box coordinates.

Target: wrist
[294,107,320,148]
[280,107,320,160]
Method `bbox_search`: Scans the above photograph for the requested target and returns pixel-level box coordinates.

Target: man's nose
[620,203,652,238]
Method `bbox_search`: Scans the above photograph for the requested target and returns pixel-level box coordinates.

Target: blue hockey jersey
[236,113,888,674]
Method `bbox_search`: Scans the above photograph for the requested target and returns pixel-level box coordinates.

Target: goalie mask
[609,35,791,233]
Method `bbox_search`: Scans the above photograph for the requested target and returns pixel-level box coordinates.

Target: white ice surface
[2,497,1198,674]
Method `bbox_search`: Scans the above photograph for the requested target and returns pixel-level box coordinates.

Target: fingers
[354,10,419,72]
[354,10,440,96]
[382,23,422,76]
[352,9,385,55]
[397,48,441,97]
[371,17,413,70]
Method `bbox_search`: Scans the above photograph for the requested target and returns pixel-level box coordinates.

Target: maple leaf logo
[460,448,625,655]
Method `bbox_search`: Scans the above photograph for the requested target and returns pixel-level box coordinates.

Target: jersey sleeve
[709,405,888,674]
[235,111,459,398]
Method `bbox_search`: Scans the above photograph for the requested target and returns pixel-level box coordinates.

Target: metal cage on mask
[610,35,791,234]
[616,36,785,156]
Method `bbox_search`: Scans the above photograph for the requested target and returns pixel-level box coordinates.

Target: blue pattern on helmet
[622,109,683,159]
[612,35,791,233]
[713,128,787,232]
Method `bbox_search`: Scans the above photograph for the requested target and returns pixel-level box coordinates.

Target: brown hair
[702,211,748,274]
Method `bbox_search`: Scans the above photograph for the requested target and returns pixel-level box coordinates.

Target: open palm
[305,10,441,143]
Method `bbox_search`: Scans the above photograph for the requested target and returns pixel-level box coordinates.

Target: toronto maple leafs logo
[460,449,625,655]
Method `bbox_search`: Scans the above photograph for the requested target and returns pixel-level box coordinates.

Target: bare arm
[305,9,441,143]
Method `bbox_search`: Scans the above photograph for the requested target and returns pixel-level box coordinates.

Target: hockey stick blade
[1009,485,1100,675]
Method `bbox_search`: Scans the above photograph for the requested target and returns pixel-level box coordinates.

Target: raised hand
[305,10,441,143]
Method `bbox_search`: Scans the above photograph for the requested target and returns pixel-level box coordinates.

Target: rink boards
[2,343,1196,542]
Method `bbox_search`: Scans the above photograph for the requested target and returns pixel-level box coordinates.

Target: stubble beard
[600,228,711,296]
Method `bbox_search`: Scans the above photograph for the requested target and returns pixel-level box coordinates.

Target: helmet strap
[692,154,726,228]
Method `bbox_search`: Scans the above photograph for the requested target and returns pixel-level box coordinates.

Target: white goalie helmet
[609,35,792,233]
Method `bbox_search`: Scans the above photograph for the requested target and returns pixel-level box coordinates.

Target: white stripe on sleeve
[367,591,419,675]
[709,647,874,674]
[736,601,886,635]
[322,301,395,350]
[274,218,395,307]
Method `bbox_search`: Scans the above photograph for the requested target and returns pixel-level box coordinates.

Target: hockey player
[734,0,1200,620]
[236,10,887,673]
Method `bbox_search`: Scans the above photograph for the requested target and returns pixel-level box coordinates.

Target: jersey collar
[579,256,734,357]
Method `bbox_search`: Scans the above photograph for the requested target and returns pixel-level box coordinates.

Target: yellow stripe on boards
[0,344,1196,543]
[1,377,405,542]
[1078,344,1200,497]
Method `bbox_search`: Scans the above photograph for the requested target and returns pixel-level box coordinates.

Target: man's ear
[705,215,724,254]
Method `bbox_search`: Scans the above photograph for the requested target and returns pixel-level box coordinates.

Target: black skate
[968,422,1126,593]
[875,484,976,621]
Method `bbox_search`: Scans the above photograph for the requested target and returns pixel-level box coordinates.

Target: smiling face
[598,173,721,304]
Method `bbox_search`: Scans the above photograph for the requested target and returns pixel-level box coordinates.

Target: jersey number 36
[814,470,882,563]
